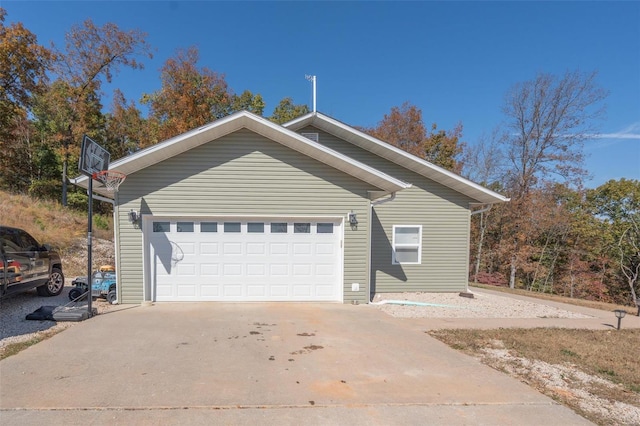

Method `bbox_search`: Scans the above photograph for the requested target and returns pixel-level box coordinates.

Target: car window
[17,230,40,251]
[1,229,23,253]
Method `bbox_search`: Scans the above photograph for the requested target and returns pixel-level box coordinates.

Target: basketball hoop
[93,170,126,192]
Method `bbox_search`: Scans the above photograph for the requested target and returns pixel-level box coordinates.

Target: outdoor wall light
[614,309,627,330]
[128,209,139,224]
[348,211,358,226]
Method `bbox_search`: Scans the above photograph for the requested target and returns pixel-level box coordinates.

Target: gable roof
[71,110,411,199]
[284,112,509,205]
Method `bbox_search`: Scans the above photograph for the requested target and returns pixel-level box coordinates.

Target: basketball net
[94,170,126,192]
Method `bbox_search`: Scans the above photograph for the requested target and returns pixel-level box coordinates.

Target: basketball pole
[87,175,93,317]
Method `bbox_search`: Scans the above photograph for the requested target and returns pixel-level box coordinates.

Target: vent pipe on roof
[305,74,316,113]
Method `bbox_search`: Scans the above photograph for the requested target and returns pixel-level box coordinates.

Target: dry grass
[428,328,640,425]
[471,282,637,315]
[1,190,114,276]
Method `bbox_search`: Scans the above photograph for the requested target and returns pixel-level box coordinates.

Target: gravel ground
[372,291,593,319]
[483,347,640,425]
[0,279,115,351]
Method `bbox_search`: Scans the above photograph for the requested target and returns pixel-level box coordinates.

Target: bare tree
[502,70,607,198]
[463,129,505,283]
[500,70,606,288]
[618,220,640,314]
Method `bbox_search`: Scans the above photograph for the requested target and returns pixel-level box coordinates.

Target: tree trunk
[473,212,487,284]
[509,256,516,289]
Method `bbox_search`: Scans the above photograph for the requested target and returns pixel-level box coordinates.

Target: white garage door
[147,218,343,302]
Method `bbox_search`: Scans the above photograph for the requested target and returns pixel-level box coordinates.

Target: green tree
[34,18,152,203]
[269,97,309,124]
[0,8,54,190]
[0,8,53,125]
[231,90,265,116]
[588,179,640,308]
[104,89,149,160]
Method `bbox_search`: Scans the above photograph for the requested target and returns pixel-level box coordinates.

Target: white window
[392,225,422,264]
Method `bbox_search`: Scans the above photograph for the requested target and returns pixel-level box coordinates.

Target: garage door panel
[200,284,219,297]
[247,285,266,297]
[247,243,265,254]
[200,243,219,255]
[316,243,335,255]
[223,264,243,275]
[180,243,196,254]
[269,243,288,255]
[200,264,219,276]
[293,264,312,276]
[177,284,196,297]
[247,263,265,276]
[150,218,342,302]
[293,243,311,255]
[316,264,336,276]
[270,264,288,275]
[223,242,243,255]
[176,262,196,274]
[223,285,242,297]
[270,285,288,297]
[292,284,312,296]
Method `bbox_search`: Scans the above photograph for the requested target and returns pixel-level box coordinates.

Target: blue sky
[3,1,639,188]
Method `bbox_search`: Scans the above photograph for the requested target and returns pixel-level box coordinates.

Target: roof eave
[284,112,509,205]
[71,111,411,198]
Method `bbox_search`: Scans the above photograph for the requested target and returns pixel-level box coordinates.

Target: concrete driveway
[1,303,591,425]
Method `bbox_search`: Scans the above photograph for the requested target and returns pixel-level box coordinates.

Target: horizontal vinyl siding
[303,126,473,293]
[115,129,374,303]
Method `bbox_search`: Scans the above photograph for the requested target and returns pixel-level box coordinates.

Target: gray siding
[115,129,375,303]
[300,126,474,293]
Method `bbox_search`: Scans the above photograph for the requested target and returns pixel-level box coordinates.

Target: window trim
[392,225,422,265]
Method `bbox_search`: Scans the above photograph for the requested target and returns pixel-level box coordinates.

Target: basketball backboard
[79,135,110,178]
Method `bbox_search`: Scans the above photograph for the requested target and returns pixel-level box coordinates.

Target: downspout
[368,192,397,304]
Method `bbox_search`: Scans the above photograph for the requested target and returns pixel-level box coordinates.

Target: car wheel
[69,287,86,301]
[37,267,65,296]
[106,289,117,304]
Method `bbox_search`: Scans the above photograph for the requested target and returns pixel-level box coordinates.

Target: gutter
[90,192,115,205]
[371,192,396,206]
[470,204,492,216]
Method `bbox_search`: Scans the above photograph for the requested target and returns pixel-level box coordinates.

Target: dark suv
[0,226,64,298]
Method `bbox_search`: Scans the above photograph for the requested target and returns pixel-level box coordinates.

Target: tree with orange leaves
[363,101,464,173]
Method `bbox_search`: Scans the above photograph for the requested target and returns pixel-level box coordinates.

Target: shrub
[93,214,110,231]
[472,271,508,287]
[67,192,88,211]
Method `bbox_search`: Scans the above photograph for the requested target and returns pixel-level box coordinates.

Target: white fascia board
[70,111,248,197]
[284,112,509,205]
[71,110,411,198]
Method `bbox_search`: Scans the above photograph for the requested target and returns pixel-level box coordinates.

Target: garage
[146,218,344,302]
